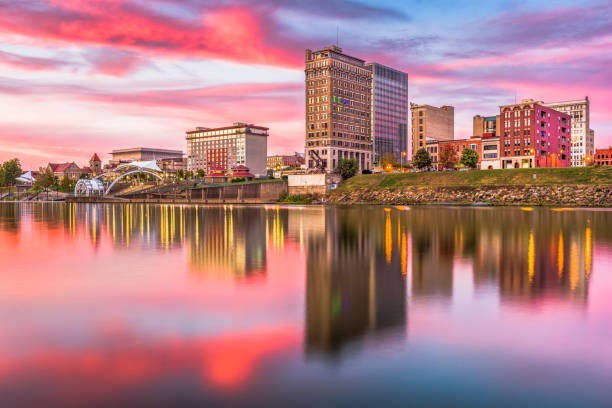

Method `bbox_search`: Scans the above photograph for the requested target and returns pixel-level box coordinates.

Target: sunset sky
[1,0,611,169]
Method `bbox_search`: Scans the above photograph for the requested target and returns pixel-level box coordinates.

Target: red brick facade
[594,147,612,166]
[500,100,571,168]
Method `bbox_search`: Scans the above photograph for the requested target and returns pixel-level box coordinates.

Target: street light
[401,151,407,173]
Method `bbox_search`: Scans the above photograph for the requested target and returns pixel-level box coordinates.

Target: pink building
[500,99,571,168]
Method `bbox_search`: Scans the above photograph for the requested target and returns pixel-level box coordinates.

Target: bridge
[75,160,165,197]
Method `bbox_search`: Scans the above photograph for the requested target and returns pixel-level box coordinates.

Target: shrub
[338,158,358,180]
[278,191,312,204]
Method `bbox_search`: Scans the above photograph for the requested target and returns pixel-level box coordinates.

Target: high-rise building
[473,115,501,137]
[543,98,592,167]
[305,46,373,172]
[186,122,268,177]
[365,62,408,164]
[499,99,571,168]
[410,103,454,157]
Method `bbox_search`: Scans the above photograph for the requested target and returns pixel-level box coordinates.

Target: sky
[0,0,611,169]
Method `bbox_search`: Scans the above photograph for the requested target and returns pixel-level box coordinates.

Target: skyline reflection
[1,203,602,297]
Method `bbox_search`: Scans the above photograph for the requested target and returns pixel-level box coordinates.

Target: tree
[196,169,205,179]
[413,148,432,170]
[460,148,479,169]
[439,144,458,169]
[338,158,358,180]
[1,158,22,186]
[34,169,58,190]
[176,169,185,180]
[0,167,5,187]
[58,176,74,192]
[184,170,194,179]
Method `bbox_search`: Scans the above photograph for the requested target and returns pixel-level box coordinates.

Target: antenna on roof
[336,26,339,47]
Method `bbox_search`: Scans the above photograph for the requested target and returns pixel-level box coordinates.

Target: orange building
[438,137,482,169]
[594,147,612,166]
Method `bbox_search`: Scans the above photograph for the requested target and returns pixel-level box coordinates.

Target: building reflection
[187,206,267,279]
[305,208,407,357]
[1,203,604,306]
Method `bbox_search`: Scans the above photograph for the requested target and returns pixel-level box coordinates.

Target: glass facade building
[366,63,408,163]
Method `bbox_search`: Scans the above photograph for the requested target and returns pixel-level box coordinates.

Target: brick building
[305,46,373,172]
[439,137,482,169]
[500,99,571,169]
[594,147,612,166]
[45,162,82,180]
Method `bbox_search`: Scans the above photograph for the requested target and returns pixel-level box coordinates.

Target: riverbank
[327,167,612,207]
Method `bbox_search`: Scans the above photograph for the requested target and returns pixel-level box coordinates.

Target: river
[1,203,611,407]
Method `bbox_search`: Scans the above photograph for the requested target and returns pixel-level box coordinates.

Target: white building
[543,97,594,167]
[481,136,501,169]
[186,122,268,178]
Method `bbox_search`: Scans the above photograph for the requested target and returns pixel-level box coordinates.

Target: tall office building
[410,103,454,157]
[305,46,373,172]
[365,63,408,164]
[543,97,593,167]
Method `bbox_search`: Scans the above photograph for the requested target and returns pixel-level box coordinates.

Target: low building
[204,165,256,183]
[46,162,82,180]
[267,154,305,170]
[288,173,342,196]
[594,147,612,166]
[186,123,268,178]
[425,139,439,168]
[109,147,183,167]
[159,157,187,173]
[438,137,483,169]
[481,136,501,169]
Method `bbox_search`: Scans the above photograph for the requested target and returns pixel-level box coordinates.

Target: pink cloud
[0,1,303,69]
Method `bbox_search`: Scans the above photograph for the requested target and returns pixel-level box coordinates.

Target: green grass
[338,167,612,190]
[277,191,313,204]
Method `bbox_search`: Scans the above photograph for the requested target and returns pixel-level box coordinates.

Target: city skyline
[1,0,611,169]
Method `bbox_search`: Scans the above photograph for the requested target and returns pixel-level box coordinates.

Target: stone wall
[328,185,612,207]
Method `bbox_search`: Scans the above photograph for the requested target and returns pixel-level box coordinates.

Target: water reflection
[305,208,407,357]
[3,203,603,297]
[1,203,611,406]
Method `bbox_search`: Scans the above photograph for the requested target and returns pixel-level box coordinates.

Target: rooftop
[111,147,184,154]
[186,123,269,134]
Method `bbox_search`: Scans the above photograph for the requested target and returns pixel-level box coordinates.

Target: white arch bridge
[75,160,164,197]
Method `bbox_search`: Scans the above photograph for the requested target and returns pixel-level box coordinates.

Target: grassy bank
[339,167,612,191]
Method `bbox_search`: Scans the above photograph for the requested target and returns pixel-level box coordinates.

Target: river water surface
[1,203,611,407]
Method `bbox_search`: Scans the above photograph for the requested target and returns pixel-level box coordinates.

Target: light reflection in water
[0,203,611,407]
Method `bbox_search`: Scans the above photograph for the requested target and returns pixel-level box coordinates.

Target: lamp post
[401,151,407,173]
